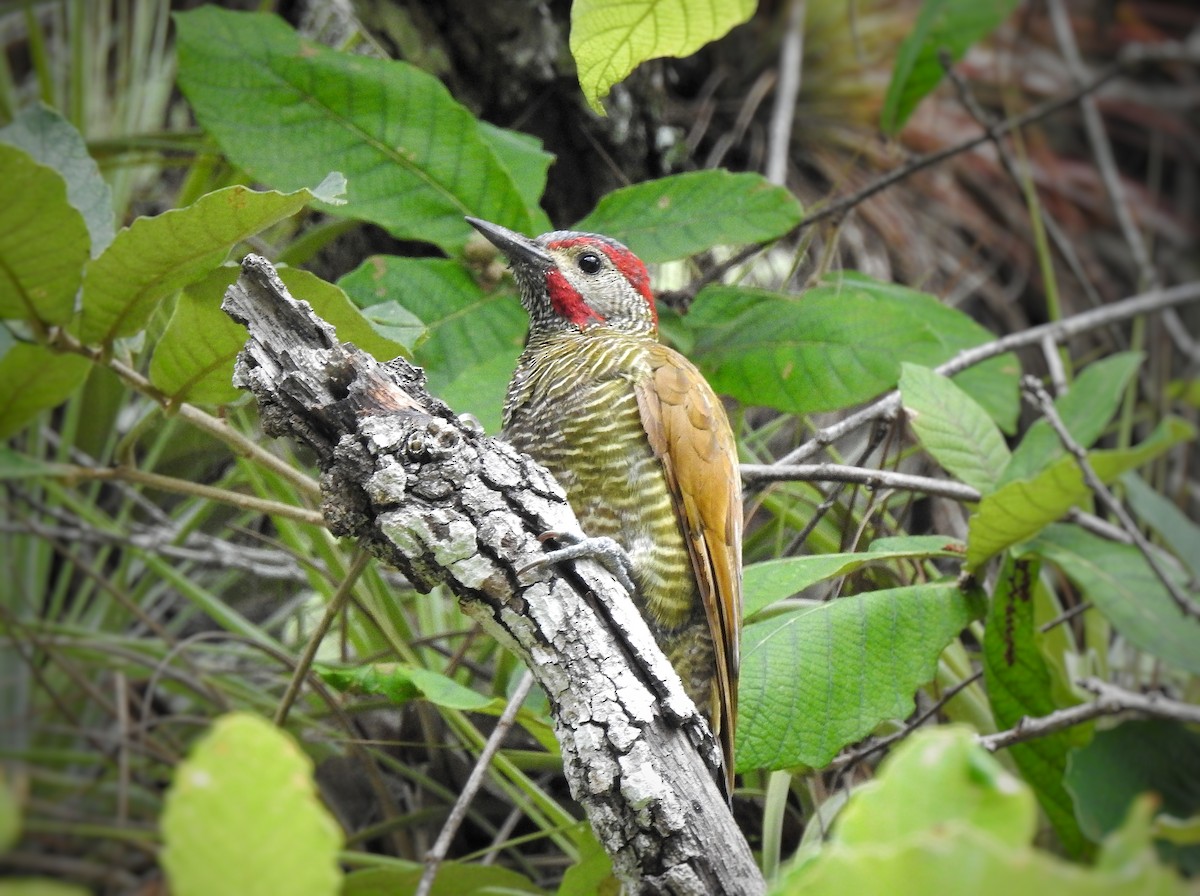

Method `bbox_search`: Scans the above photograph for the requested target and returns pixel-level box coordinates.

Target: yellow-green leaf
[571,0,755,113]
[161,713,343,896]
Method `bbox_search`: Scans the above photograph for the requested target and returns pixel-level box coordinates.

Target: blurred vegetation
[0,1,1197,894]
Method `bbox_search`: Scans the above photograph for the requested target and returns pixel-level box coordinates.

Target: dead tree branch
[221,255,765,896]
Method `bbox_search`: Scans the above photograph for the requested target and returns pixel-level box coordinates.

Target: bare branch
[778,280,1200,466]
[741,461,981,501]
[222,255,764,895]
[1021,376,1200,621]
[979,677,1200,752]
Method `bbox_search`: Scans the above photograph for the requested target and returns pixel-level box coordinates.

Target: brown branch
[222,255,764,895]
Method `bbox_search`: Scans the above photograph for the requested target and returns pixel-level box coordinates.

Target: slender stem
[60,464,325,527]
[1021,376,1200,620]
[52,330,322,501]
[979,677,1200,751]
[777,280,1200,466]
[274,549,371,727]
[416,672,536,896]
[742,462,981,502]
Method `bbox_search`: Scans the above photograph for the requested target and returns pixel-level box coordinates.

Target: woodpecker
[466,217,743,796]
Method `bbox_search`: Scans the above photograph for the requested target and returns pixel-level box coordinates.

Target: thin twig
[766,0,805,186]
[274,549,372,727]
[59,464,326,527]
[777,279,1200,466]
[827,671,984,777]
[1021,375,1200,620]
[942,51,1111,320]
[741,462,981,502]
[1046,0,1200,363]
[417,672,536,896]
[53,330,323,501]
[979,677,1200,751]
[677,56,1127,301]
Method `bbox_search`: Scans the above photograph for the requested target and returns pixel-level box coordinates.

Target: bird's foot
[518,531,637,594]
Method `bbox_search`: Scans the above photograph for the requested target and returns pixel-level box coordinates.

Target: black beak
[466,217,553,268]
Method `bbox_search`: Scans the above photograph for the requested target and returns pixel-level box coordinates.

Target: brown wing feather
[634,344,742,797]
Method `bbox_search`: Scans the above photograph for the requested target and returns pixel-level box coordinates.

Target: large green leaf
[570,0,755,113]
[685,273,1018,422]
[79,182,332,344]
[743,539,964,619]
[338,256,527,432]
[966,417,1194,570]
[1001,352,1143,485]
[277,267,407,363]
[737,581,981,771]
[1121,472,1200,581]
[149,267,245,406]
[1025,524,1200,676]
[982,556,1091,858]
[0,344,91,439]
[176,7,538,251]
[0,144,89,326]
[777,727,1187,895]
[1066,720,1200,876]
[899,362,1010,493]
[573,171,803,262]
[833,273,1021,432]
[160,713,343,896]
[881,0,1020,134]
[0,103,114,256]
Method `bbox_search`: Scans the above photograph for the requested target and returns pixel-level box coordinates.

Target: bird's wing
[635,344,742,797]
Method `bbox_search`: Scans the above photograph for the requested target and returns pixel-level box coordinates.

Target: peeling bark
[222,255,764,895]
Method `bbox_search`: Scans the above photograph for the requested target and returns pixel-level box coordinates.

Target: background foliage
[1,0,1197,893]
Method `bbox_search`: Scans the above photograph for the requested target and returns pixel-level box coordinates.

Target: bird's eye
[577,252,603,274]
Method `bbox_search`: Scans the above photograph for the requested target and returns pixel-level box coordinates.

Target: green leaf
[777,726,1188,896]
[0,144,89,326]
[1121,472,1200,580]
[318,663,502,713]
[686,274,1018,422]
[149,267,245,405]
[837,727,1037,849]
[338,257,527,431]
[737,581,981,771]
[0,344,91,440]
[1024,524,1200,676]
[966,416,1194,569]
[557,826,615,896]
[899,363,1010,493]
[475,121,555,235]
[570,0,755,113]
[982,555,1091,858]
[0,103,114,256]
[881,0,1020,134]
[276,267,407,363]
[176,7,535,251]
[831,273,1021,432]
[341,864,543,896]
[1001,352,1143,485]
[1066,720,1200,875]
[79,184,323,344]
[744,541,964,618]
[160,712,343,896]
[573,171,803,262]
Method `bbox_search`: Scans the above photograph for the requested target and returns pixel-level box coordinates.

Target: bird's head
[467,217,658,337]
